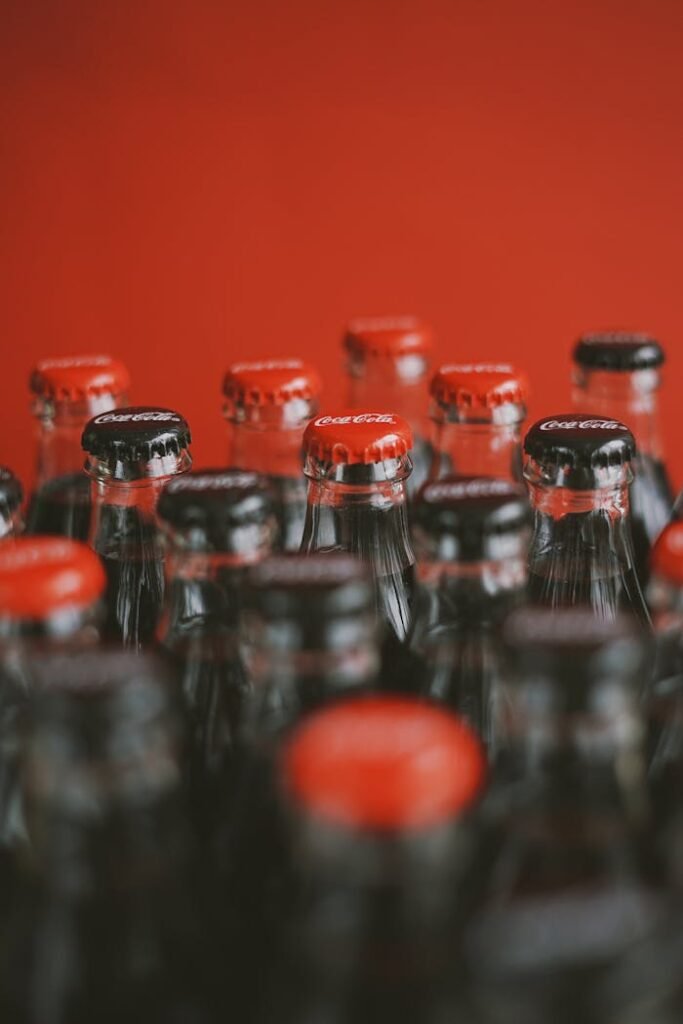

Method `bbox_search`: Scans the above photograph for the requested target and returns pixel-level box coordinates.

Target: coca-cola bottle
[343,317,434,497]
[410,476,530,746]
[0,467,23,541]
[260,696,486,1024]
[465,606,673,1024]
[429,362,528,482]
[155,468,278,837]
[524,415,650,626]
[0,538,105,899]
[221,553,380,1014]
[572,332,673,585]
[26,355,130,540]
[300,410,417,688]
[82,406,192,650]
[222,360,321,551]
[0,649,218,1024]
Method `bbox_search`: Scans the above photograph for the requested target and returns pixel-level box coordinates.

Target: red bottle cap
[30,356,130,401]
[651,522,683,587]
[303,410,413,465]
[431,363,528,410]
[222,359,322,407]
[344,317,433,358]
[283,697,485,830]
[0,538,106,620]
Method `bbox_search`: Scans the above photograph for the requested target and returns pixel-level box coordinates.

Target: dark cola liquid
[101,550,165,649]
[630,455,674,585]
[266,474,307,552]
[26,472,90,541]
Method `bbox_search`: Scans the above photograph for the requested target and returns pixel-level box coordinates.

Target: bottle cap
[0,538,105,619]
[0,466,23,515]
[573,332,664,372]
[245,553,374,621]
[283,697,485,830]
[343,316,433,358]
[523,414,635,489]
[414,476,530,561]
[223,359,321,407]
[303,411,413,465]
[431,363,528,420]
[157,468,276,552]
[651,522,683,587]
[30,355,130,401]
[82,407,191,464]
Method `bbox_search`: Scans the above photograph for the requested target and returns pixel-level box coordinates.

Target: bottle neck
[0,507,22,542]
[33,397,123,487]
[346,358,430,433]
[431,420,523,481]
[572,367,663,459]
[226,412,308,479]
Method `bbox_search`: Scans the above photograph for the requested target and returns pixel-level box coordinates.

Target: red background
[1,0,682,491]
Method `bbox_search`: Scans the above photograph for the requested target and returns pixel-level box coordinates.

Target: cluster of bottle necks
[0,330,682,1020]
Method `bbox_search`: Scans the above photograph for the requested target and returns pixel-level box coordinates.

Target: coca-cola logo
[423,479,519,503]
[348,315,420,333]
[539,418,625,431]
[39,355,112,370]
[166,472,259,493]
[440,363,514,375]
[255,555,362,586]
[507,608,630,644]
[314,413,396,427]
[0,540,77,572]
[93,411,182,425]
[230,360,303,373]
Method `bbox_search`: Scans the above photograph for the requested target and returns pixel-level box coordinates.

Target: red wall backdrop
[2,0,683,491]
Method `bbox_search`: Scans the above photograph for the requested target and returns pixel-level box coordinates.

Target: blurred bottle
[0,467,23,541]
[222,360,321,551]
[465,606,671,1024]
[260,697,486,1024]
[0,650,218,1024]
[429,362,527,482]
[343,317,433,497]
[410,476,530,746]
[26,355,130,540]
[572,332,673,586]
[156,469,278,838]
[0,538,105,891]
[524,415,650,626]
[82,406,192,650]
[300,411,417,688]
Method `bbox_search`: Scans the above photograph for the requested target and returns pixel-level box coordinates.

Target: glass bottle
[26,355,130,540]
[82,406,192,650]
[465,606,673,1024]
[155,468,278,838]
[524,414,650,627]
[0,649,218,1024]
[410,476,530,747]
[429,362,527,482]
[222,359,321,551]
[300,410,417,689]
[0,537,105,898]
[343,316,433,497]
[0,467,23,541]
[572,332,673,586]
[259,696,486,1024]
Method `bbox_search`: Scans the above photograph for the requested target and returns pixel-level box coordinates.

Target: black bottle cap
[414,476,530,561]
[244,553,374,622]
[501,606,650,696]
[523,414,635,489]
[0,466,23,514]
[156,468,277,552]
[574,332,664,372]
[81,406,191,463]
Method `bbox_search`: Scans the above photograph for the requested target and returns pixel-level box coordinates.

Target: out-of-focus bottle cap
[283,696,485,830]
[0,537,105,619]
[30,356,130,401]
